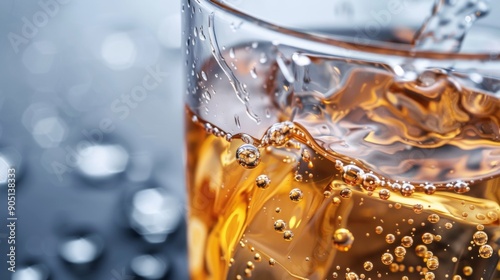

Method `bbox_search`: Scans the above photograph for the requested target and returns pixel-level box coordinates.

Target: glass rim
[205,0,499,61]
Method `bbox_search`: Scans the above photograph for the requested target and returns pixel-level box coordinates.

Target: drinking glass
[183,0,500,279]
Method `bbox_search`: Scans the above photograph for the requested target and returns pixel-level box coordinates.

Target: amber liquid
[185,45,500,279]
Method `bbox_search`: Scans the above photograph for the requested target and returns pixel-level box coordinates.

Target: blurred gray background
[0,0,187,279]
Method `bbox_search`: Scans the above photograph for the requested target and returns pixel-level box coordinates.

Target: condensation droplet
[289,188,303,202]
[236,144,261,169]
[250,67,257,79]
[255,175,270,189]
[333,228,354,252]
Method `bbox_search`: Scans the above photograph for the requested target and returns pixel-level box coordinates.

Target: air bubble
[381,253,394,265]
[201,70,208,81]
[332,196,341,205]
[463,266,473,276]
[472,231,488,245]
[274,219,286,232]
[375,226,383,234]
[283,230,294,241]
[424,272,435,280]
[394,246,406,258]
[236,144,260,169]
[378,188,390,200]
[339,188,352,199]
[345,272,359,280]
[401,236,413,248]
[269,258,276,266]
[289,188,303,202]
[453,181,470,193]
[422,233,434,244]
[255,175,270,189]
[362,173,380,191]
[478,244,493,258]
[427,214,440,223]
[400,183,415,197]
[415,245,427,257]
[264,122,294,147]
[426,256,439,270]
[254,253,261,262]
[342,165,364,186]
[363,261,373,271]
[424,184,436,195]
[413,204,424,214]
[333,228,354,252]
[385,234,396,244]
[445,222,453,229]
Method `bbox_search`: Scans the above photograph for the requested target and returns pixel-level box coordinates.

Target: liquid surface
[184,2,500,279]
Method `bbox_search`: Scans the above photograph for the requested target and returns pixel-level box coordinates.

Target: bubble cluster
[264,121,294,146]
[333,228,354,252]
[342,165,364,186]
[236,144,261,168]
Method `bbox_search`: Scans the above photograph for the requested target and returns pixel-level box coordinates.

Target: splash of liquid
[413,0,491,52]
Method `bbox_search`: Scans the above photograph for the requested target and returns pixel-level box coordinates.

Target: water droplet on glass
[130,254,169,279]
[59,234,104,266]
[250,67,258,79]
[77,144,129,180]
[362,173,380,191]
[128,188,182,243]
[12,263,50,280]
